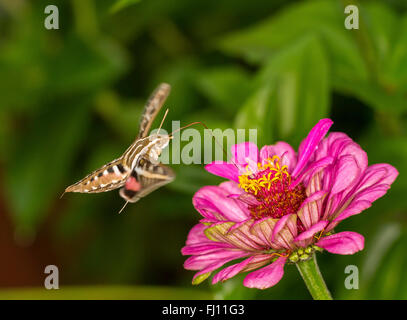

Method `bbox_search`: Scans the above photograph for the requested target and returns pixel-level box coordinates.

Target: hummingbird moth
[63,83,175,212]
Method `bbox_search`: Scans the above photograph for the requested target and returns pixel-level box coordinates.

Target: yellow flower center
[238,156,290,194]
[237,156,306,221]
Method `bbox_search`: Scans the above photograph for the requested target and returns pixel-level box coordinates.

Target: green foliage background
[0,0,406,299]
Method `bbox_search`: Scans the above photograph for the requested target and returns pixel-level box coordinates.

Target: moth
[63,83,175,212]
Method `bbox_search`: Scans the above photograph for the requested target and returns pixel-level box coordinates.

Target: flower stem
[296,253,333,300]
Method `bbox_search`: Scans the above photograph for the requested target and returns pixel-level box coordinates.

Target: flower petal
[331,155,361,194]
[250,217,279,249]
[212,255,272,284]
[260,142,297,172]
[185,223,209,245]
[291,156,333,188]
[352,164,399,203]
[243,257,287,289]
[193,186,250,221]
[366,164,398,186]
[231,142,259,169]
[297,191,327,229]
[271,214,294,242]
[294,220,328,242]
[181,242,233,255]
[273,214,298,250]
[205,162,240,182]
[191,253,249,285]
[329,164,398,222]
[205,221,264,251]
[316,232,364,255]
[292,119,333,178]
[193,197,222,221]
[219,181,242,194]
[212,257,253,284]
[184,249,248,270]
[316,132,368,175]
[333,200,372,223]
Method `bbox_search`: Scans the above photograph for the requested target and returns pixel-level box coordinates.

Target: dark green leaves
[235,35,329,146]
[218,0,407,113]
[5,102,91,236]
[110,0,141,14]
[0,1,127,235]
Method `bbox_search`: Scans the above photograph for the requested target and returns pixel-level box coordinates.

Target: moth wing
[137,83,171,139]
[119,159,175,203]
[64,158,130,194]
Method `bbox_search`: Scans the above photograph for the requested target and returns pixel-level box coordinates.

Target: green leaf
[94,90,144,141]
[235,35,330,146]
[387,13,407,91]
[362,2,399,72]
[359,129,407,209]
[193,66,253,116]
[5,102,91,236]
[110,0,141,14]
[45,36,128,95]
[152,59,202,121]
[235,85,274,145]
[362,223,402,284]
[215,0,407,113]
[217,0,363,75]
[339,81,407,113]
[335,2,407,113]
[0,9,127,113]
[366,230,407,299]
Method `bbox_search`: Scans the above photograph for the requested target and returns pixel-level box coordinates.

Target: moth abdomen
[65,160,130,194]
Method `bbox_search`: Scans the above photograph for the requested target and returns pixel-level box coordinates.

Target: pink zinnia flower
[182,119,398,289]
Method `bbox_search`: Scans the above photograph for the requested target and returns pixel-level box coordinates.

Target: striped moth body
[63,83,175,208]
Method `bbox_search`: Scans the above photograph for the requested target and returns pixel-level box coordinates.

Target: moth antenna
[118,201,129,214]
[59,191,66,199]
[170,121,238,169]
[157,108,169,135]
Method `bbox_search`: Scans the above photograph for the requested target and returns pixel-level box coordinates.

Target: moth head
[148,133,171,155]
[146,134,171,164]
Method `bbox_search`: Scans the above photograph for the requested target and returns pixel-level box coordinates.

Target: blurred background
[0,0,406,299]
